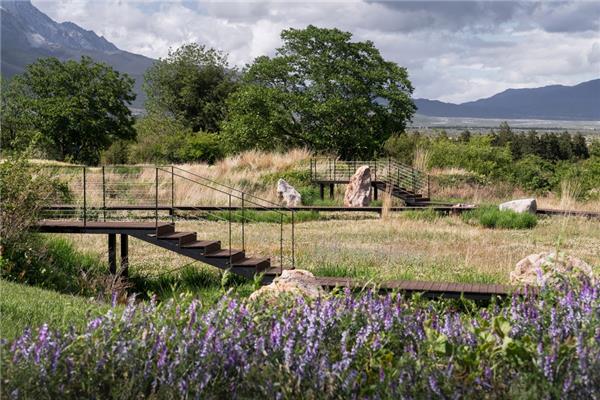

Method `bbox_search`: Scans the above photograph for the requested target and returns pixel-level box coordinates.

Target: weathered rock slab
[343,166,372,207]
[510,252,594,286]
[249,269,325,302]
[499,198,537,214]
[277,179,302,207]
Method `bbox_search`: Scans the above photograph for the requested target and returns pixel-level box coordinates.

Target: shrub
[1,235,106,296]
[101,139,131,164]
[462,206,537,229]
[4,281,600,398]
[173,132,224,164]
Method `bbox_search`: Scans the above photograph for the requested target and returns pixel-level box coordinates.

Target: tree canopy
[143,43,238,132]
[222,25,416,158]
[3,56,136,164]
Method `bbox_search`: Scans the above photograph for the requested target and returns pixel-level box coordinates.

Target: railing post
[83,166,87,227]
[155,167,158,229]
[280,213,283,274]
[241,192,245,251]
[102,166,106,221]
[171,166,175,224]
[427,175,431,198]
[291,210,295,270]
[228,194,232,267]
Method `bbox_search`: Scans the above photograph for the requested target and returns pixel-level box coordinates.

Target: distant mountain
[1,0,154,109]
[415,79,600,121]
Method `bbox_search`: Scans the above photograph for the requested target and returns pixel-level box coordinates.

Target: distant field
[410,114,600,133]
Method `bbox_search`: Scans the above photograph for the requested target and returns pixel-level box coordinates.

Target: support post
[120,234,129,277]
[329,183,334,199]
[155,167,158,229]
[108,233,116,274]
[373,186,378,201]
[83,167,87,227]
[171,166,175,224]
[319,183,325,200]
[102,166,106,221]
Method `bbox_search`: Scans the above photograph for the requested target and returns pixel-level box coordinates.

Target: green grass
[204,209,324,223]
[0,279,110,340]
[402,208,444,222]
[462,206,538,229]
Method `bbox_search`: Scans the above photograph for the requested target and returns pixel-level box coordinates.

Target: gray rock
[510,252,594,286]
[343,165,372,207]
[277,179,302,206]
[249,269,325,302]
[499,198,537,214]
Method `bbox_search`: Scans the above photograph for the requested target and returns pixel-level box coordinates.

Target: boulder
[249,269,325,302]
[499,198,537,214]
[344,166,372,207]
[510,252,594,286]
[277,179,302,207]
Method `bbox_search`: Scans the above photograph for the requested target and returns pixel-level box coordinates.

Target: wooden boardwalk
[34,219,523,300]
[316,277,520,300]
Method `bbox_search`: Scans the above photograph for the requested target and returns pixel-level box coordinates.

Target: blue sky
[32,1,600,103]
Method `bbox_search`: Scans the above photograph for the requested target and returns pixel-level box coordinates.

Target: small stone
[499,198,537,214]
[343,166,372,207]
[277,179,302,207]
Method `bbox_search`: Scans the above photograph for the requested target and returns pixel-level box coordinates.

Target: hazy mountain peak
[1,0,154,109]
[415,79,600,121]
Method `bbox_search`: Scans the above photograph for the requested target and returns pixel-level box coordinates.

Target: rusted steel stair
[310,158,431,205]
[35,220,283,283]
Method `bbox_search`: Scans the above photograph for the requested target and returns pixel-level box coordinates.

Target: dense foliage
[385,127,600,198]
[116,114,224,164]
[143,43,238,133]
[222,25,415,158]
[4,280,600,399]
[2,57,136,164]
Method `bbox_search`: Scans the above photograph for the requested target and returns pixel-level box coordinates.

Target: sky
[32,0,600,103]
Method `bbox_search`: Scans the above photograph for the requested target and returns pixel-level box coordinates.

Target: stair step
[232,257,270,271]
[180,240,221,253]
[205,249,245,262]
[156,223,175,236]
[157,231,196,245]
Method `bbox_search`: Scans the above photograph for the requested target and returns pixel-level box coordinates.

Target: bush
[509,154,554,192]
[462,206,537,229]
[129,114,225,164]
[1,235,106,296]
[0,155,69,249]
[4,281,600,398]
[101,139,131,164]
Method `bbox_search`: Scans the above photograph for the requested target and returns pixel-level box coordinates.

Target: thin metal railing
[309,157,429,197]
[41,164,296,273]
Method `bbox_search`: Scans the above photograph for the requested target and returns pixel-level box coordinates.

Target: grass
[0,279,110,340]
[462,206,538,229]
[54,211,600,286]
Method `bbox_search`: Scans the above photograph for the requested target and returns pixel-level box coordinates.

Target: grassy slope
[0,279,109,340]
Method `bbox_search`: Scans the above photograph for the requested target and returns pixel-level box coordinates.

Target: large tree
[143,43,238,132]
[222,25,416,158]
[3,56,136,164]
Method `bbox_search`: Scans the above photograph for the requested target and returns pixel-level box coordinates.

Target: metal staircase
[309,158,430,205]
[37,165,295,283]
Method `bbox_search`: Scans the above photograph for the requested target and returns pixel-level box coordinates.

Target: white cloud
[32,0,600,103]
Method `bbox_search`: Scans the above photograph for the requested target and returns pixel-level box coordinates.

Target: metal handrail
[43,164,297,272]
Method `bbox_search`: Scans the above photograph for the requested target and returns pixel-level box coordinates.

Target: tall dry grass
[49,149,312,209]
[413,146,431,172]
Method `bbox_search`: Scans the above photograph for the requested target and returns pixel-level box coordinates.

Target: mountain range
[1,0,154,108]
[414,80,600,121]
[1,0,598,120]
